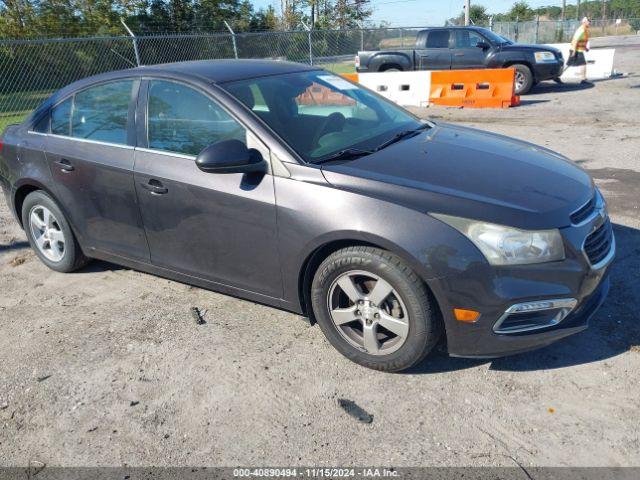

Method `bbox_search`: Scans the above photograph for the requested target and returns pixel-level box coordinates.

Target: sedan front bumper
[428,198,615,359]
[447,273,610,358]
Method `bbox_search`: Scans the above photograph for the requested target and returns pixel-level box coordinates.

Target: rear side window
[51,98,72,136]
[426,30,450,49]
[147,80,247,156]
[71,81,133,144]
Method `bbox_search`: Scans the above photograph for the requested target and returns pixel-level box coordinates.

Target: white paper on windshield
[317,74,358,90]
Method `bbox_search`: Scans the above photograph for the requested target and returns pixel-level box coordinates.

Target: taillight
[0,139,3,153]
[355,55,360,68]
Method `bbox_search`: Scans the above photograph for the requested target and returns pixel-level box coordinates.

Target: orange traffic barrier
[340,73,359,83]
[429,69,520,109]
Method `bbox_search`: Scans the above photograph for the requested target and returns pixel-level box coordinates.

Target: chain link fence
[2,20,639,130]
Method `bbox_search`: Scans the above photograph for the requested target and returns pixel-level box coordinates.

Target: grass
[322,61,356,75]
[0,90,52,133]
[0,113,29,133]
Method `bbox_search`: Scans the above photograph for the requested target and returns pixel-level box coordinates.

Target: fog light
[454,308,481,323]
[494,298,577,334]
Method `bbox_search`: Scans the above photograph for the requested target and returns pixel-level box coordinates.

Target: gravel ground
[1,36,639,469]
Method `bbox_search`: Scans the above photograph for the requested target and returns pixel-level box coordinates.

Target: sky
[251,0,578,27]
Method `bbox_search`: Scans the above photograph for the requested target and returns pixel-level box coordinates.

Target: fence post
[360,29,364,51]
[489,16,494,31]
[120,19,141,66]
[301,21,313,66]
[535,15,540,43]
[515,17,519,43]
[224,21,238,59]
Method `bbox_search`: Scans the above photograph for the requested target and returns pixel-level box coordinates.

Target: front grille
[584,219,613,265]
[571,196,596,225]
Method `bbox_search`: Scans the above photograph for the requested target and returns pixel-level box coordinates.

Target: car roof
[28,59,321,122]
[131,59,320,84]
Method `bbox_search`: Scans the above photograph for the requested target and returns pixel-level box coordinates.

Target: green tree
[507,1,535,21]
[251,4,278,30]
[469,4,489,24]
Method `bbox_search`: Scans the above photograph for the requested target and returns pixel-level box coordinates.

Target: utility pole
[601,0,607,33]
[561,0,566,21]
[464,0,470,26]
[576,0,581,20]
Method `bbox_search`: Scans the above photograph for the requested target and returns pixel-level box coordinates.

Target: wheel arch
[379,63,404,72]
[504,61,535,79]
[13,181,81,244]
[297,235,443,325]
[13,180,54,228]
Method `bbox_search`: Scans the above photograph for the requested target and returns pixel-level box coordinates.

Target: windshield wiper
[374,123,432,152]
[314,148,374,164]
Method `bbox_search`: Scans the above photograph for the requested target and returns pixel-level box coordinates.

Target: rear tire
[21,190,89,273]
[512,64,534,95]
[311,246,441,372]
[380,65,402,72]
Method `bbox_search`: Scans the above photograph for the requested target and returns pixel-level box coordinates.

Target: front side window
[51,97,72,136]
[455,30,485,48]
[479,28,512,45]
[223,71,423,162]
[147,80,247,156]
[426,30,450,49]
[71,80,133,144]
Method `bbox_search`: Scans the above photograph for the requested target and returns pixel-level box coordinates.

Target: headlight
[432,214,565,266]
[534,51,557,63]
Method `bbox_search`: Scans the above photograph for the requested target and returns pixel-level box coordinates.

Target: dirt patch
[8,253,31,267]
[587,167,640,218]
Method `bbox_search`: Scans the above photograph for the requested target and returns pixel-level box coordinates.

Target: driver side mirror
[476,41,491,50]
[196,139,267,174]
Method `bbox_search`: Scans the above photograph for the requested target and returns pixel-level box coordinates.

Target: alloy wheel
[327,270,410,356]
[29,205,66,262]
[515,71,526,92]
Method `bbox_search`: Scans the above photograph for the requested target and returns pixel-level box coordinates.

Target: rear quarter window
[51,98,72,136]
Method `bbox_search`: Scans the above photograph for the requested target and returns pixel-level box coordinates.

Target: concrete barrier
[342,69,520,109]
[357,71,432,107]
[546,43,616,80]
[430,69,520,109]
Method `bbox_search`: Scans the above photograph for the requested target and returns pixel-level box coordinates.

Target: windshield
[478,28,513,45]
[223,70,423,163]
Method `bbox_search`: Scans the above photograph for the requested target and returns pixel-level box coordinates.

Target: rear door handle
[55,158,74,172]
[140,179,168,195]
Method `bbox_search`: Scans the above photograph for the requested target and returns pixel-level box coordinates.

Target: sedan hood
[321,123,593,230]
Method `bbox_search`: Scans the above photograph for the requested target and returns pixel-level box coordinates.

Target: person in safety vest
[569,17,591,84]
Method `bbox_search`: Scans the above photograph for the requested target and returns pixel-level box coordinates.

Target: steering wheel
[312,112,346,149]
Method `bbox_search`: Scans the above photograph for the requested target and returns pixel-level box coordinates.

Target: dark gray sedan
[0,60,614,371]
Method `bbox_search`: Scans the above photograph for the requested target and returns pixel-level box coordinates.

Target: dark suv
[0,60,613,372]
[356,26,565,94]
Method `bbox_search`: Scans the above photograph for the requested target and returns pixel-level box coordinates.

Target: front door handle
[140,179,168,195]
[55,158,75,172]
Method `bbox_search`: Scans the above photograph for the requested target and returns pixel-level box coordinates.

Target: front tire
[311,246,441,372]
[512,64,534,95]
[21,190,89,273]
